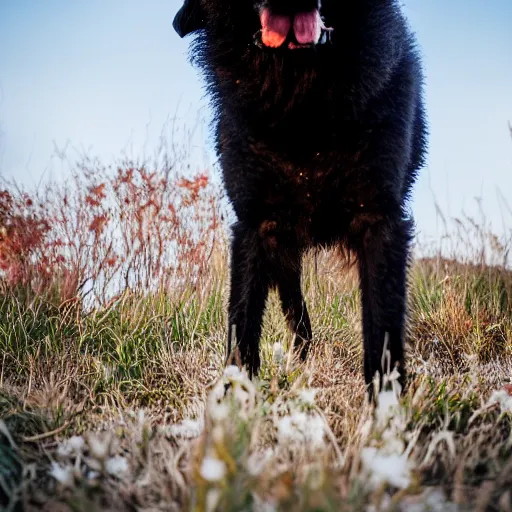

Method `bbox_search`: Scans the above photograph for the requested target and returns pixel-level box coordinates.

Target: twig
[21,422,70,443]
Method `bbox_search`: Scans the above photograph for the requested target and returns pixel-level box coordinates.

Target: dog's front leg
[353,217,413,400]
[226,221,271,378]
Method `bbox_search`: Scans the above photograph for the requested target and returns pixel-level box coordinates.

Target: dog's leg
[226,222,270,378]
[275,253,312,360]
[354,217,413,399]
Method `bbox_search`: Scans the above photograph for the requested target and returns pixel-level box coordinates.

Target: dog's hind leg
[274,252,312,361]
[353,217,413,400]
[226,222,271,378]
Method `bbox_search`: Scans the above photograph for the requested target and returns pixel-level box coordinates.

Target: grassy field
[1,157,512,511]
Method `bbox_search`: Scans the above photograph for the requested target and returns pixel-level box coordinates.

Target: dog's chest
[277,151,366,207]
[265,152,377,236]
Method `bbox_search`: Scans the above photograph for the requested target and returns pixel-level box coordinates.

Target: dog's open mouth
[253,8,333,50]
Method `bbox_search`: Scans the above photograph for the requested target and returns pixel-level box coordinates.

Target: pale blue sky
[1,0,511,244]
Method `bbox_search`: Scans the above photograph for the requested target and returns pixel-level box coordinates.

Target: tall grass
[0,134,512,511]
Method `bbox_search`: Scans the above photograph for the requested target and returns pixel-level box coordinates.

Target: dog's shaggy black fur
[173,0,428,395]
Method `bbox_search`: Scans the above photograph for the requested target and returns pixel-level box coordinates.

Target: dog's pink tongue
[260,8,291,48]
[293,10,321,45]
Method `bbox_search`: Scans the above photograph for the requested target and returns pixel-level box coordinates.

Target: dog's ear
[173,0,205,38]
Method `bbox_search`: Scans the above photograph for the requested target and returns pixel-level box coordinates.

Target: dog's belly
[220,130,402,247]
[254,163,379,248]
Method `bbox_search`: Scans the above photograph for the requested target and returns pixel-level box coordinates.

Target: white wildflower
[360,446,412,490]
[209,402,230,422]
[49,461,74,487]
[360,380,414,492]
[207,380,233,421]
[383,367,403,394]
[168,418,204,439]
[297,388,317,406]
[208,379,227,407]
[211,425,225,444]
[200,456,227,482]
[87,470,100,481]
[87,433,110,460]
[277,412,325,447]
[233,382,253,412]
[105,455,129,478]
[246,448,274,476]
[206,488,222,512]
[277,414,303,440]
[306,414,326,447]
[376,390,400,428]
[487,389,512,413]
[223,365,245,381]
[57,435,85,458]
[206,365,255,425]
[381,428,406,455]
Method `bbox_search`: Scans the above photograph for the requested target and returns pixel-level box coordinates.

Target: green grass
[1,250,512,511]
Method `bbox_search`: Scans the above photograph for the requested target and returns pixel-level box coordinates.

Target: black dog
[173,0,427,396]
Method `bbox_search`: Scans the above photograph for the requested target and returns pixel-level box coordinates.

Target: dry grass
[1,147,512,511]
[2,251,512,511]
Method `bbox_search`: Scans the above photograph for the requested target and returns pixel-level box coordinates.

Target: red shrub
[0,153,225,308]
